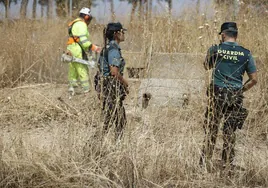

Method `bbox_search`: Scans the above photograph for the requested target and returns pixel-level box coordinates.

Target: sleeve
[204,45,217,69]
[246,54,257,74]
[72,21,92,51]
[108,49,121,67]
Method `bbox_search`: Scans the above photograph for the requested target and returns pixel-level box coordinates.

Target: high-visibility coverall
[67,18,92,91]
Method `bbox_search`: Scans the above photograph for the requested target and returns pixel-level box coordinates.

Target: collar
[222,41,239,46]
[110,40,121,50]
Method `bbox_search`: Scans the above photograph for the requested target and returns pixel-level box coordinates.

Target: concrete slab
[133,53,207,107]
[138,78,205,107]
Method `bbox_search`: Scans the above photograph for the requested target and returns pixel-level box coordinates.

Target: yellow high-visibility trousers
[68,62,90,91]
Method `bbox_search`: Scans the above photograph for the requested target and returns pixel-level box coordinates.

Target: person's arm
[90,44,102,53]
[74,21,101,53]
[242,72,257,92]
[203,51,211,70]
[242,54,257,92]
[203,45,217,70]
[110,66,128,88]
[73,21,92,50]
[108,49,128,87]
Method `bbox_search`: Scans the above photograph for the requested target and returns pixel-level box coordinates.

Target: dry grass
[0,3,268,188]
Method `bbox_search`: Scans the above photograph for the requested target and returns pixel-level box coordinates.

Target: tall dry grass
[0,3,268,188]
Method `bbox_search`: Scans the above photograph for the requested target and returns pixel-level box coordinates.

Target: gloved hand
[66,50,72,56]
[91,44,102,53]
[96,46,102,53]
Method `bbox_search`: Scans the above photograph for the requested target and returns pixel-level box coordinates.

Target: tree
[110,0,115,21]
[38,0,48,18]
[166,0,172,15]
[122,0,148,21]
[130,0,138,22]
[48,0,53,18]
[0,0,11,18]
[32,0,37,18]
[55,0,68,18]
[158,0,172,15]
[20,0,28,18]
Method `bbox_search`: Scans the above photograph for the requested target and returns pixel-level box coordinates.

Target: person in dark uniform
[200,22,257,171]
[95,22,128,140]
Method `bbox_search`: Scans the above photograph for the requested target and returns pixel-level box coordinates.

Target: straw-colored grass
[0,3,268,188]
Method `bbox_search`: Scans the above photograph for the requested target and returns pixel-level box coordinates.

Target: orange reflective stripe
[67,38,74,45]
[67,36,80,45]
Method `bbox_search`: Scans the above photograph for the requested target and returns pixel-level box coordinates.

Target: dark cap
[107,22,127,32]
[219,22,238,35]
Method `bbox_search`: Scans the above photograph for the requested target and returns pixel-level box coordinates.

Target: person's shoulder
[107,45,120,56]
[73,19,86,26]
[236,44,251,53]
[108,45,118,51]
[207,44,219,53]
[108,48,120,58]
[108,42,120,51]
[240,46,251,53]
[209,44,219,48]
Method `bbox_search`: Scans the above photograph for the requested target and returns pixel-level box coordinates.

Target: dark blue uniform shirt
[207,41,256,89]
[99,40,125,76]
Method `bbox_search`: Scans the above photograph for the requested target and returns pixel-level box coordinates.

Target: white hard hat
[79,7,91,16]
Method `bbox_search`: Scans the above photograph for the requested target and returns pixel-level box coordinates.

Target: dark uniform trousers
[102,77,127,140]
[200,85,248,167]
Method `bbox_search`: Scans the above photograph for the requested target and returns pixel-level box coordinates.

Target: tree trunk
[196,0,200,14]
[55,0,67,18]
[20,0,28,19]
[149,0,152,14]
[32,0,37,19]
[5,0,10,18]
[130,0,138,22]
[110,0,115,21]
[145,0,148,20]
[65,0,68,17]
[138,0,143,20]
[168,0,172,16]
[148,0,152,24]
[41,5,44,18]
[48,0,53,19]
[69,0,73,17]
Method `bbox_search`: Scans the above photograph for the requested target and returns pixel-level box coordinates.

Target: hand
[91,44,102,53]
[96,47,102,53]
[66,51,72,56]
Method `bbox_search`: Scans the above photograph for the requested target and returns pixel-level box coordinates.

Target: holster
[236,107,248,129]
[103,77,127,101]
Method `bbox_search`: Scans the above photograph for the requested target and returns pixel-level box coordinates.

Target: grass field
[0,3,268,188]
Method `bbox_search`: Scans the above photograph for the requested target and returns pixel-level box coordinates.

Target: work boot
[84,89,90,95]
[68,87,75,98]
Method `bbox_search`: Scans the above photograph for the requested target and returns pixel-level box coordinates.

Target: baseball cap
[107,22,127,32]
[219,22,238,35]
